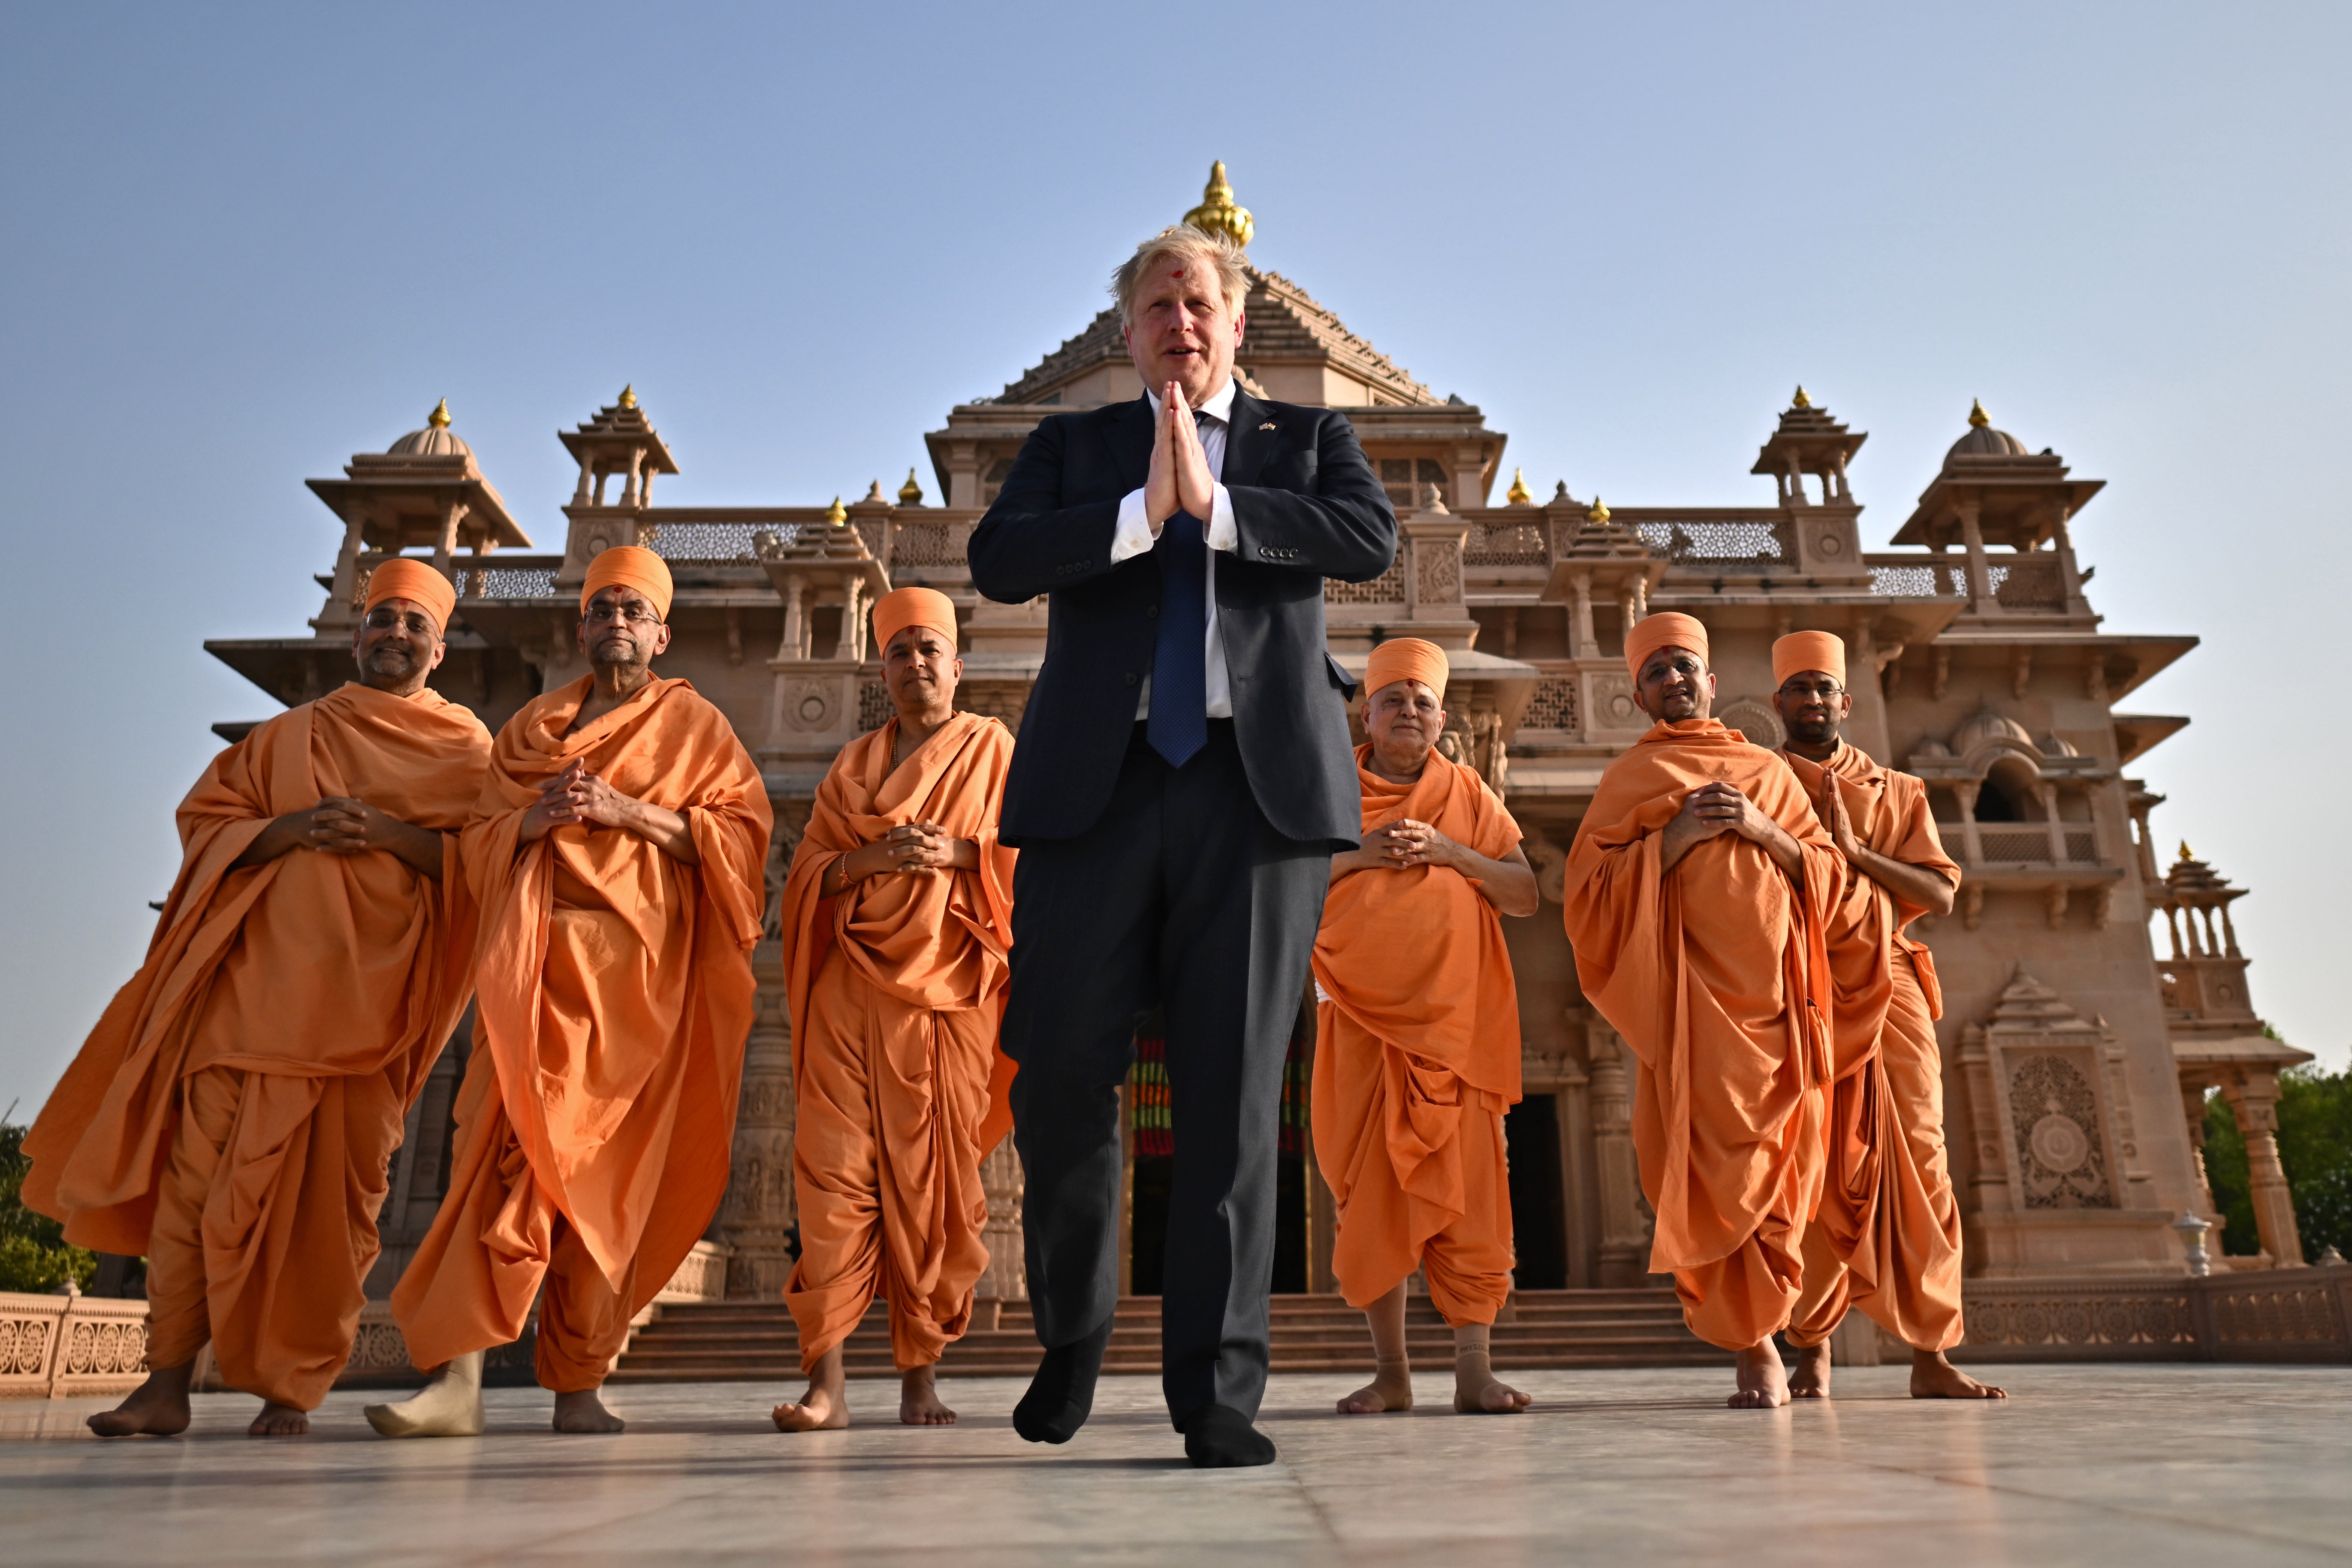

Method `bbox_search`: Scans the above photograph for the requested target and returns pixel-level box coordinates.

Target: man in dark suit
[968,222,1397,1467]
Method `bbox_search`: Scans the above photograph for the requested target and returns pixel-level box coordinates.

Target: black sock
[1179,1403,1276,1468]
[1013,1315,1114,1444]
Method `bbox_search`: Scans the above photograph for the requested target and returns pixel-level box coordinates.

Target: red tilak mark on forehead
[1170,267,1185,278]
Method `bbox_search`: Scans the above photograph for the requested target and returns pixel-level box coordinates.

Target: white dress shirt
[1111,378,1240,719]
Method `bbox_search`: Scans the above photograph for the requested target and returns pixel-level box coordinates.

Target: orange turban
[1364,637,1449,700]
[1771,630,1848,688]
[871,586,959,656]
[581,546,673,621]
[362,558,455,633]
[1625,612,1709,677]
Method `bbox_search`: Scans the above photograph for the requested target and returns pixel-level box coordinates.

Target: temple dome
[387,399,472,458]
[1947,398,2027,461]
[1952,704,2033,754]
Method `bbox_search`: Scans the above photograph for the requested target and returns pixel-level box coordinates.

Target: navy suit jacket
[967,388,1397,849]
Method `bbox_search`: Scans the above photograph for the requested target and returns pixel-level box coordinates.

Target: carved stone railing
[1952,824,2102,865]
[1324,560,1406,604]
[1990,557,2067,611]
[1952,1262,2352,1364]
[460,556,564,600]
[1461,518,1550,567]
[1866,555,1968,599]
[0,1288,151,1399]
[1624,511,1793,564]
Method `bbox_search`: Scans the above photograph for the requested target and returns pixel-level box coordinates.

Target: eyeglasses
[583,602,661,626]
[1778,681,1847,700]
[363,608,437,635]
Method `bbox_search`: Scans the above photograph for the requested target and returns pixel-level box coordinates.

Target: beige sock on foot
[366,1351,486,1438]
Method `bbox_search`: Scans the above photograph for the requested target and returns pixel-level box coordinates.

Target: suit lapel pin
[1258,421,1277,431]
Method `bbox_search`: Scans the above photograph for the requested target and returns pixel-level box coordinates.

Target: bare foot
[1453,1367,1533,1414]
[899,1365,957,1426]
[365,1351,485,1438]
[775,1344,849,1432]
[1911,1348,2007,1399]
[1728,1342,1791,1409]
[1788,1341,1831,1399]
[1338,1359,1414,1414]
[87,1364,194,1438]
[552,1388,625,1433]
[772,1383,848,1432]
[248,1400,311,1436]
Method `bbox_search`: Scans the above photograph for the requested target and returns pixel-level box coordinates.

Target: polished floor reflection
[3,1364,2346,1565]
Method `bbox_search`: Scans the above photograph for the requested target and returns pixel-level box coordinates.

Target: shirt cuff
[1207,483,1237,553]
[1110,488,1156,564]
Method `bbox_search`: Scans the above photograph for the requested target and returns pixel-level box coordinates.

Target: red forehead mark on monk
[1170,266,1185,278]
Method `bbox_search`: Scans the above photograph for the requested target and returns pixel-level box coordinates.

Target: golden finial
[1586,496,1611,525]
[1791,386,1812,409]
[427,398,451,429]
[1182,160,1254,250]
[2178,840,2195,863]
[898,467,925,505]
[1969,398,1990,428]
[824,495,848,527]
[1506,467,1533,505]
[618,384,637,410]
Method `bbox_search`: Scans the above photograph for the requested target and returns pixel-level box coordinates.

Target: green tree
[0,1123,98,1293]
[2200,1064,2352,1261]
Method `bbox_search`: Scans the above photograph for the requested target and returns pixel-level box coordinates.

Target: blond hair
[1111,225,1249,329]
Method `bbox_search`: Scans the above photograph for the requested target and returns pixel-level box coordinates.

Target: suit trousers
[1003,720,1328,1425]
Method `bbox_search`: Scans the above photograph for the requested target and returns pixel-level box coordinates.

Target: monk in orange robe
[368,546,770,1438]
[1311,639,1538,1418]
[1561,611,1842,1408]
[1769,630,2003,1400]
[25,559,491,1438]
[771,586,1017,1433]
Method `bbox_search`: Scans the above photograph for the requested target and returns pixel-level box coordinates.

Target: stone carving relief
[2008,1051,2114,1208]
[1716,697,1785,750]
[1589,671,1641,732]
[784,680,836,733]
[1415,540,1462,605]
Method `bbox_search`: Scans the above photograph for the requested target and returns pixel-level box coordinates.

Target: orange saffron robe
[1778,741,1966,1352]
[1311,747,1523,1326]
[391,675,770,1390]
[1562,718,1842,1350]
[24,684,491,1409]
[776,711,1018,1372]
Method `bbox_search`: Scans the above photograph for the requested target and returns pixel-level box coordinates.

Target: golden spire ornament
[824,495,848,527]
[898,467,925,505]
[618,384,637,410]
[1969,398,1990,428]
[1791,386,1812,409]
[1506,467,1533,505]
[1586,496,1611,525]
[428,398,451,429]
[1182,160,1254,249]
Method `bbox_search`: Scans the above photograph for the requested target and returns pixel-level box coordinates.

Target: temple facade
[205,166,2310,1318]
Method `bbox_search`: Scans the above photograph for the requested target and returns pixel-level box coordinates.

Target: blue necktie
[1147,413,1210,768]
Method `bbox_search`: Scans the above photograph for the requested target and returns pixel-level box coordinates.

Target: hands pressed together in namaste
[1144,379,1217,533]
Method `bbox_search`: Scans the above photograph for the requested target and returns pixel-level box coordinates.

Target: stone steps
[609,1289,1724,1382]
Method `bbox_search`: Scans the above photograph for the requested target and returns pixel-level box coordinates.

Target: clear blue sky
[3,1,2346,1116]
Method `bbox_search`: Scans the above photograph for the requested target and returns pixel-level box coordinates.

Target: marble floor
[2,1364,2346,1565]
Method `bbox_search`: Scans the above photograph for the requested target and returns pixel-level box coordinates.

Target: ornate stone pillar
[1569,568,1598,660]
[1958,500,1993,614]
[976,1137,1027,1305]
[2221,1073,2307,1266]
[1586,1023,1649,1288]
[2179,1081,2225,1236]
[1953,780,1985,868]
[718,807,805,1297]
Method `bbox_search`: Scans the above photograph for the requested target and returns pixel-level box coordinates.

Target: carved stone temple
[196,166,2316,1347]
